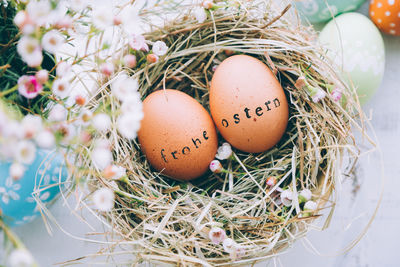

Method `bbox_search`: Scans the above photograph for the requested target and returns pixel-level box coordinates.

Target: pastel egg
[138,89,218,181]
[369,0,400,36]
[294,0,366,23]
[319,13,385,105]
[209,55,289,153]
[0,149,67,226]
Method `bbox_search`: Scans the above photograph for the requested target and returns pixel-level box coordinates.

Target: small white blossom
[92,187,115,212]
[215,142,232,160]
[15,140,36,165]
[111,73,139,101]
[52,78,70,99]
[209,227,226,245]
[10,163,25,180]
[300,189,312,201]
[304,200,317,211]
[120,93,143,116]
[92,5,114,30]
[8,249,34,267]
[92,148,113,170]
[2,121,23,139]
[35,69,49,84]
[280,189,293,207]
[311,89,326,103]
[48,104,68,122]
[35,129,56,149]
[56,61,72,77]
[152,41,168,56]
[123,54,137,68]
[202,0,214,9]
[26,0,51,26]
[129,34,149,51]
[17,36,43,67]
[223,238,236,254]
[103,164,126,179]
[21,114,43,139]
[94,138,111,150]
[18,75,43,99]
[209,160,223,173]
[42,30,65,54]
[117,114,141,140]
[13,10,29,29]
[331,88,342,102]
[100,62,114,76]
[193,7,207,23]
[92,113,111,132]
[68,0,89,12]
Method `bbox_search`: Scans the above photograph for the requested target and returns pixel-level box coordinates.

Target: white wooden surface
[6,2,400,266]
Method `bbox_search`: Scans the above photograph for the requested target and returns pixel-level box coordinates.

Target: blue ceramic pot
[0,149,67,226]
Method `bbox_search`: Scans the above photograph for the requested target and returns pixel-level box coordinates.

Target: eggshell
[369,0,400,36]
[0,149,67,226]
[295,0,366,23]
[319,13,385,105]
[138,89,218,181]
[209,55,289,153]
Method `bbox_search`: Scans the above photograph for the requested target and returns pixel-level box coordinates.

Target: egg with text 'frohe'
[294,0,366,23]
[319,13,385,105]
[209,55,289,153]
[138,89,218,181]
[0,149,67,226]
[370,0,400,36]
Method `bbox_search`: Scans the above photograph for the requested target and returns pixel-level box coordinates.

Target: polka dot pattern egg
[370,0,400,36]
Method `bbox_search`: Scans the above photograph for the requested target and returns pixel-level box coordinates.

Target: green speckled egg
[295,0,367,23]
[319,13,385,105]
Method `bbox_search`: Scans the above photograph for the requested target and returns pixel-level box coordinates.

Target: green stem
[0,84,18,97]
[0,219,23,249]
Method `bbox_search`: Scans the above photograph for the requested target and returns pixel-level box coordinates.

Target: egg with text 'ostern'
[138,89,218,181]
[209,55,289,153]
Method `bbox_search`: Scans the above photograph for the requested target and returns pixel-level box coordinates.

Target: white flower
[15,140,36,165]
[209,227,226,245]
[117,114,141,140]
[100,62,114,76]
[331,88,342,102]
[209,160,223,173]
[35,130,56,149]
[304,200,317,211]
[52,78,70,99]
[48,104,68,122]
[92,5,114,30]
[202,0,214,9]
[56,61,72,77]
[42,30,65,54]
[300,189,312,201]
[111,73,139,101]
[92,148,113,170]
[215,142,232,160]
[8,249,34,267]
[152,41,168,56]
[2,120,22,139]
[280,189,293,207]
[194,7,207,23]
[10,163,25,180]
[35,69,49,84]
[26,0,51,26]
[92,187,115,212]
[129,34,149,51]
[123,54,137,68]
[223,238,236,254]
[119,5,141,34]
[21,114,43,139]
[103,164,126,179]
[17,75,43,99]
[68,0,89,12]
[13,10,30,29]
[311,89,326,103]
[94,138,111,150]
[92,113,111,132]
[17,36,43,67]
[56,123,76,145]
[120,93,143,116]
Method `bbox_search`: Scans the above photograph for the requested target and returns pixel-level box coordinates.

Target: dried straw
[67,1,373,266]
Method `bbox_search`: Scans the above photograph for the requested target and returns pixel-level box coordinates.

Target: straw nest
[74,1,366,266]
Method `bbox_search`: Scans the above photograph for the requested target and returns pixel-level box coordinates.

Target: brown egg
[209,55,289,153]
[370,0,400,36]
[138,89,218,181]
